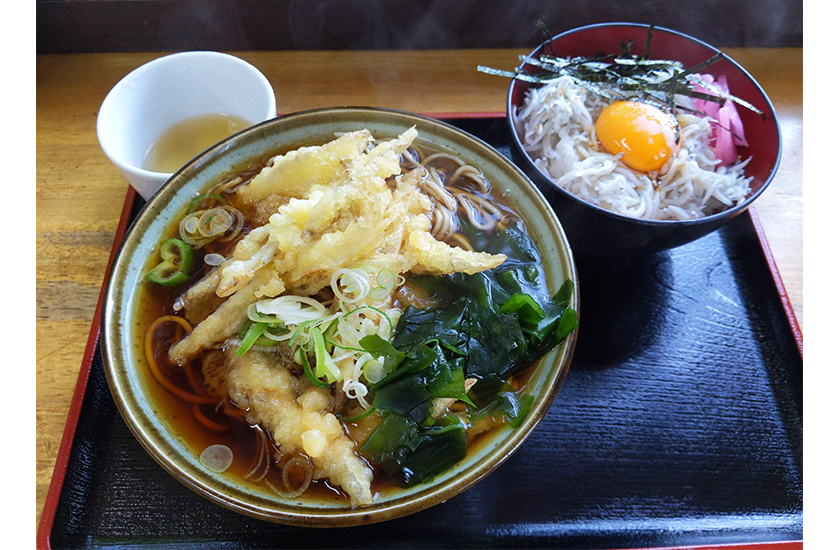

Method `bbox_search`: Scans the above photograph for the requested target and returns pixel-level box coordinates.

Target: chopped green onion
[255,295,326,325]
[247,302,283,324]
[236,322,268,356]
[369,268,398,302]
[343,305,394,337]
[362,358,386,384]
[331,267,371,303]
[339,407,377,423]
[289,319,317,348]
[299,347,330,388]
[259,323,293,342]
[311,326,342,384]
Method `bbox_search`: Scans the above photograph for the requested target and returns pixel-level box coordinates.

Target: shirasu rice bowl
[512,75,753,221]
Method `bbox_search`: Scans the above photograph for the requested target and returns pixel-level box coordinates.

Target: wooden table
[35,48,803,529]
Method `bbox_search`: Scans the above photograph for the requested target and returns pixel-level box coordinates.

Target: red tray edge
[36,113,802,549]
[627,544,803,550]
[747,207,803,357]
[37,187,138,550]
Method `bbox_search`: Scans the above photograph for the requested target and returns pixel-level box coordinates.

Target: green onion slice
[236,322,268,356]
[340,407,377,423]
[311,326,343,384]
[299,347,330,388]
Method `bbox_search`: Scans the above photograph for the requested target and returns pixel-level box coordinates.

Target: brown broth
[138,279,357,502]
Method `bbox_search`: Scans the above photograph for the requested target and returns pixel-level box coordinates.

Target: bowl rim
[100,106,579,526]
[506,22,783,228]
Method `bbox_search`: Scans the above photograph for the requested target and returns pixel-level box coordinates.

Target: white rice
[513,75,753,220]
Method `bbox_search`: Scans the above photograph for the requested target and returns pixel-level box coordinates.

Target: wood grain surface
[35,48,803,528]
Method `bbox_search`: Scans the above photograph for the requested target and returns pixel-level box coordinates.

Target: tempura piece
[216,127,504,298]
[216,128,418,297]
[407,231,506,275]
[225,348,374,507]
[174,263,229,324]
[168,271,270,366]
[214,226,278,297]
[236,130,373,205]
[172,128,507,365]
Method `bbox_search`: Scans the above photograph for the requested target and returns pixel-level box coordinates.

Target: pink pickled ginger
[693,74,748,166]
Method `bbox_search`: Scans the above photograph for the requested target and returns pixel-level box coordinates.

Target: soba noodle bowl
[140,129,577,507]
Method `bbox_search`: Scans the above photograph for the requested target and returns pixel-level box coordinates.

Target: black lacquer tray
[38,115,803,550]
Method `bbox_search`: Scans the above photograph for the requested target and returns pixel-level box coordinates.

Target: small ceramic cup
[97,51,276,200]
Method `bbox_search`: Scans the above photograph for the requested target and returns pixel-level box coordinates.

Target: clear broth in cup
[144,113,252,173]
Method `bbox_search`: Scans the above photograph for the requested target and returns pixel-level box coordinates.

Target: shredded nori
[478,22,764,124]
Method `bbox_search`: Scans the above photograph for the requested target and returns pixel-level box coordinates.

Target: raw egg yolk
[594,101,678,172]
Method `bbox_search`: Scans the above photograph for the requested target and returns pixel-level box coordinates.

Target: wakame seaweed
[359,224,577,487]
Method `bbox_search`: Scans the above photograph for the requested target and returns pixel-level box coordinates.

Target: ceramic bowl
[506,23,782,256]
[97,51,276,200]
[101,107,579,526]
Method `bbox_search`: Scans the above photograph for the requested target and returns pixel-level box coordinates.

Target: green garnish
[360,412,467,488]
[311,326,342,384]
[298,346,331,388]
[358,224,577,488]
[146,238,195,287]
[339,406,377,423]
[478,22,764,123]
[235,321,267,356]
[469,385,536,429]
[359,334,405,375]
[226,224,577,490]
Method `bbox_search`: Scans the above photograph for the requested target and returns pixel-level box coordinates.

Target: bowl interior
[101,107,578,526]
[508,23,781,219]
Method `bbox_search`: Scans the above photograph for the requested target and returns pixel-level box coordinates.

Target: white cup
[97,51,276,200]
